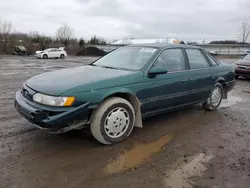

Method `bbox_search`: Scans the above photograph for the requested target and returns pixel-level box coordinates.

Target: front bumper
[235,68,250,77]
[15,91,90,132]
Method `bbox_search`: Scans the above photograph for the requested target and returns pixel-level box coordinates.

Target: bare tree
[239,21,250,44]
[0,20,12,54]
[122,36,133,45]
[56,24,73,46]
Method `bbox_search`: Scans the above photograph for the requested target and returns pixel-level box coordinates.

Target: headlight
[33,93,75,107]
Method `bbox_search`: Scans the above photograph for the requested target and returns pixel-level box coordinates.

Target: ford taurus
[15,44,235,145]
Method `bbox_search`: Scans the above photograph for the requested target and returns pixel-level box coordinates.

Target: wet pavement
[0,56,249,188]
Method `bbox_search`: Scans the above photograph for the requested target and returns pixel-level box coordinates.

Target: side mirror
[148,66,168,76]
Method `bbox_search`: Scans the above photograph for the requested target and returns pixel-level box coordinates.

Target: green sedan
[15,44,235,145]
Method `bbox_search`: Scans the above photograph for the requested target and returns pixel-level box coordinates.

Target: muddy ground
[0,56,249,188]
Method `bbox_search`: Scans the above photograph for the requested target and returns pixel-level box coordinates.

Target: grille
[21,84,35,101]
[238,65,250,69]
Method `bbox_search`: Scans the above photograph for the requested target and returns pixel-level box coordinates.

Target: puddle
[104,134,175,175]
[164,153,214,188]
[220,96,242,108]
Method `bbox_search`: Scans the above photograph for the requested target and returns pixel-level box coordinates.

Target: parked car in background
[15,44,235,145]
[12,46,29,56]
[235,53,250,78]
[35,47,67,59]
[209,50,218,56]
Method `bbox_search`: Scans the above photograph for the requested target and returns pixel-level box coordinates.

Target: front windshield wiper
[99,66,118,70]
[93,65,133,71]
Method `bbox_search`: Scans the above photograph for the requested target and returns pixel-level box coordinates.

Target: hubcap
[211,87,221,106]
[104,107,130,138]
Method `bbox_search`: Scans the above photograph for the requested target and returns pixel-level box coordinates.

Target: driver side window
[154,48,186,72]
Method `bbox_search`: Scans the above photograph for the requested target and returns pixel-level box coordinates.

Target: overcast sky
[0,0,249,42]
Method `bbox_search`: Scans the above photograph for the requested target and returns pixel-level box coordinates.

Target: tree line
[0,19,249,54]
[0,21,107,55]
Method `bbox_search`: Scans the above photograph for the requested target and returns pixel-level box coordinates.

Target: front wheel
[43,54,48,59]
[203,83,223,111]
[90,97,135,145]
[60,54,65,59]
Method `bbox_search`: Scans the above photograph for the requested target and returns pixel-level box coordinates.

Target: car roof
[127,43,202,50]
[45,48,61,50]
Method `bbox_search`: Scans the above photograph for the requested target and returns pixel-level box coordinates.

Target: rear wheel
[60,54,65,59]
[90,97,135,145]
[43,54,48,59]
[203,83,223,111]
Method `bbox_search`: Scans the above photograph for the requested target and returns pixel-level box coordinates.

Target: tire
[90,97,135,145]
[235,75,239,79]
[43,54,48,59]
[203,83,223,111]
[60,54,65,59]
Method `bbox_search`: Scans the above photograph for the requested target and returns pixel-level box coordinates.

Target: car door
[184,48,216,103]
[140,48,193,115]
[49,49,57,58]
[47,49,53,58]
[55,49,62,57]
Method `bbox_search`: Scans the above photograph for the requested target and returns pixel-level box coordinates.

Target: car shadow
[53,104,205,147]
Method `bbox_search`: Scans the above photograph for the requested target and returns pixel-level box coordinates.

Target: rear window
[186,49,210,69]
[206,54,219,66]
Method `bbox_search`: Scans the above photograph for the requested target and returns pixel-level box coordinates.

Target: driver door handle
[181,79,189,83]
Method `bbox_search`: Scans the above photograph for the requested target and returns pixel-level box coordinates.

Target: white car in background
[36,47,67,59]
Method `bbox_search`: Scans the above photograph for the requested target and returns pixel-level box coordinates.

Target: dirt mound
[76,47,106,56]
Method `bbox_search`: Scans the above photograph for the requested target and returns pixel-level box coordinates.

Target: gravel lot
[0,56,249,188]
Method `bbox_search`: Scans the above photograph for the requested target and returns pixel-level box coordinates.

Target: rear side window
[206,54,219,66]
[186,49,210,69]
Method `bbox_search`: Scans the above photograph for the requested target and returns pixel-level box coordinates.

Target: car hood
[235,59,250,65]
[25,65,142,96]
[36,51,44,54]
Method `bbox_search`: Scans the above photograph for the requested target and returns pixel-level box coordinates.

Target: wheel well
[106,93,143,128]
[218,80,225,88]
[217,80,227,99]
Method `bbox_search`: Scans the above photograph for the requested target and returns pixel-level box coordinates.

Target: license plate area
[15,101,34,121]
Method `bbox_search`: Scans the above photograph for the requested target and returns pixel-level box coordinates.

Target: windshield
[243,53,250,60]
[93,46,158,71]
